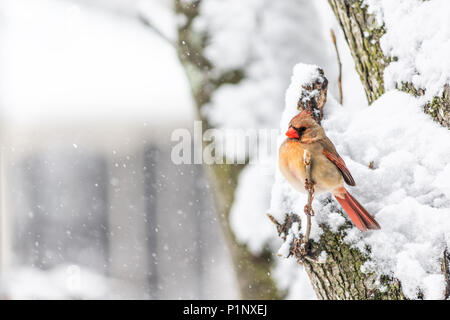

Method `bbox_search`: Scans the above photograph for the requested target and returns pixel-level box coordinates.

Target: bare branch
[330,29,343,105]
[303,150,314,244]
[137,13,176,47]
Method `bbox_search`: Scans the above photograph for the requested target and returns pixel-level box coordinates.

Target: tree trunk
[271,0,450,300]
[173,0,279,299]
[328,0,450,128]
[328,0,388,104]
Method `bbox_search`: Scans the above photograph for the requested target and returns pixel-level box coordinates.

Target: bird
[278,110,380,231]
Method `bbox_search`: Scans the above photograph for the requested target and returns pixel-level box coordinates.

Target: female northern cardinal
[278,110,380,231]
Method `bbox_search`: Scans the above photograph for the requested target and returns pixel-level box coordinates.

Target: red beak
[286,127,299,139]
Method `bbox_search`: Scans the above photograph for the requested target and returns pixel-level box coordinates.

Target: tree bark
[328,0,387,104]
[328,0,450,128]
[173,0,279,299]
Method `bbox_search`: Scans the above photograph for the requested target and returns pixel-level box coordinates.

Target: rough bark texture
[302,225,404,300]
[173,0,279,299]
[274,217,406,300]
[402,83,450,128]
[329,0,450,128]
[426,85,450,128]
[328,0,388,104]
[272,215,405,300]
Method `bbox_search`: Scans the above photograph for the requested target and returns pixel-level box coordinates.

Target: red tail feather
[333,187,380,231]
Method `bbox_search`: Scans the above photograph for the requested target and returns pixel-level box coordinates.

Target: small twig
[304,213,312,245]
[267,213,300,241]
[267,213,280,227]
[137,13,176,48]
[267,213,283,238]
[330,29,343,105]
[303,150,315,247]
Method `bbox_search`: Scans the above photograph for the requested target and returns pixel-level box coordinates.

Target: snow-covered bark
[329,0,450,128]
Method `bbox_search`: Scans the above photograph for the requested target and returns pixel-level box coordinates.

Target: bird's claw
[304,204,314,216]
[299,241,309,257]
[304,179,314,193]
[293,238,324,264]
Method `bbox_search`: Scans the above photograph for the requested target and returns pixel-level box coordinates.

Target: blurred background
[0,0,238,299]
[0,0,358,300]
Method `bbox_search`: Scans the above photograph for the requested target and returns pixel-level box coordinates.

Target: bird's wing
[320,138,356,186]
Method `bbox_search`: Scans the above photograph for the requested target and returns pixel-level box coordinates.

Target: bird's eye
[296,127,306,134]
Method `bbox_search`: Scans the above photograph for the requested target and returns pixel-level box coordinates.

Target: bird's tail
[333,187,380,231]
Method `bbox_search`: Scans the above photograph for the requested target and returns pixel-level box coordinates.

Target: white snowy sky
[0,0,194,126]
[0,0,209,300]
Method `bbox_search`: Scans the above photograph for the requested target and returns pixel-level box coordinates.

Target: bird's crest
[289,110,314,127]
